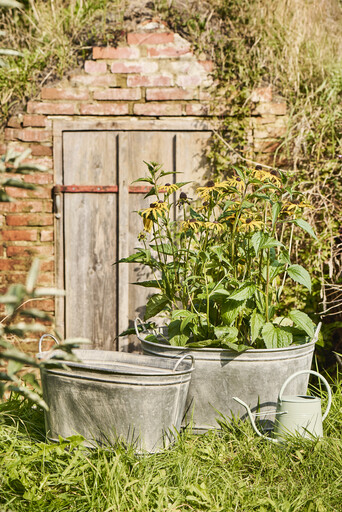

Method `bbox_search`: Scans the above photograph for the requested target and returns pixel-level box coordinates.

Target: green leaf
[291,218,317,240]
[150,243,175,255]
[222,341,250,352]
[250,310,265,343]
[261,323,292,348]
[288,310,315,338]
[287,264,311,292]
[131,280,160,288]
[221,300,243,325]
[168,334,189,346]
[230,283,256,301]
[144,294,170,320]
[214,325,238,343]
[271,202,281,227]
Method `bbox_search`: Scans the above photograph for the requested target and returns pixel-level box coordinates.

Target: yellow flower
[252,167,282,186]
[158,183,179,195]
[196,180,217,200]
[204,221,225,233]
[238,216,263,231]
[281,199,312,215]
[223,176,245,192]
[181,219,204,232]
[140,201,168,232]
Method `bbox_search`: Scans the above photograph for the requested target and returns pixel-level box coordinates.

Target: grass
[0,374,341,511]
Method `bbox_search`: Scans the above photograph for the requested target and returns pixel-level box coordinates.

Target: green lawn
[0,376,341,512]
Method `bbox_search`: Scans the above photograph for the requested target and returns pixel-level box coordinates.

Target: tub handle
[173,354,194,372]
[134,317,149,342]
[39,333,59,353]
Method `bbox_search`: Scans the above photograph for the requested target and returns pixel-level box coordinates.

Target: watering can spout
[233,397,278,443]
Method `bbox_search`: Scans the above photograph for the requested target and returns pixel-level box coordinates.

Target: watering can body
[274,394,324,440]
[233,369,332,442]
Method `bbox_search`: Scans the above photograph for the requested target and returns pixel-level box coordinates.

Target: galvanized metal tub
[136,324,316,433]
[38,345,194,453]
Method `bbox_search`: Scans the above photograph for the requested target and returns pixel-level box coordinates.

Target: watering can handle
[278,370,332,422]
[173,354,195,372]
[38,333,59,353]
[134,317,147,343]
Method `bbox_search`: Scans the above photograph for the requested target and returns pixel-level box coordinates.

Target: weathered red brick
[84,60,107,74]
[5,187,51,199]
[0,144,6,154]
[176,75,203,87]
[250,86,273,103]
[127,33,174,45]
[2,229,38,241]
[8,116,22,128]
[27,102,76,115]
[133,103,183,116]
[198,60,214,72]
[23,173,53,185]
[70,74,118,87]
[110,61,158,74]
[0,259,30,271]
[127,75,173,87]
[41,88,89,101]
[37,272,55,286]
[6,245,54,257]
[252,102,287,116]
[6,214,53,226]
[185,103,210,116]
[0,200,52,213]
[146,88,197,101]
[40,230,53,242]
[23,115,47,127]
[93,47,140,59]
[254,140,281,153]
[93,88,141,101]
[5,128,52,143]
[30,145,52,156]
[79,103,129,115]
[28,299,55,312]
[147,46,191,58]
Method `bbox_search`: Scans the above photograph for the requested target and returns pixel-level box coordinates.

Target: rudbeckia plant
[119,161,319,351]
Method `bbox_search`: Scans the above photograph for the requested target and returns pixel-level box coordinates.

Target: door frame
[53,118,212,346]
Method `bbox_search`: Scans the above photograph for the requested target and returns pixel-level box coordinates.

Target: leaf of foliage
[229,283,256,301]
[144,294,170,320]
[290,218,317,240]
[221,300,243,325]
[131,280,160,288]
[288,310,315,338]
[250,309,265,343]
[287,264,312,292]
[262,323,293,348]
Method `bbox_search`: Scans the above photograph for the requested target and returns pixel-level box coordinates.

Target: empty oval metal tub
[39,349,194,453]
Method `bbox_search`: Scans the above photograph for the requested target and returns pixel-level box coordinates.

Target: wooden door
[55,123,211,351]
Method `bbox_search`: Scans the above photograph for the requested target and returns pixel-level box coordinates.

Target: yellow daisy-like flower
[196,180,217,200]
[140,201,169,232]
[158,183,179,195]
[238,216,263,231]
[181,219,204,232]
[204,221,225,233]
[252,167,282,187]
[224,176,245,192]
[281,199,312,215]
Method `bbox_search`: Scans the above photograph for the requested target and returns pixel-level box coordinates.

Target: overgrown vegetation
[0,379,341,511]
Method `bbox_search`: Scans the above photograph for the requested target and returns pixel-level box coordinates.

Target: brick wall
[0,23,287,351]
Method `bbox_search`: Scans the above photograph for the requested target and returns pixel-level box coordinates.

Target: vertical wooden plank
[117,131,174,351]
[62,131,117,349]
[117,133,130,351]
[53,127,65,338]
[176,131,212,190]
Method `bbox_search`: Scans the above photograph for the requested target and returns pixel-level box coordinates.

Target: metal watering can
[233,369,332,443]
